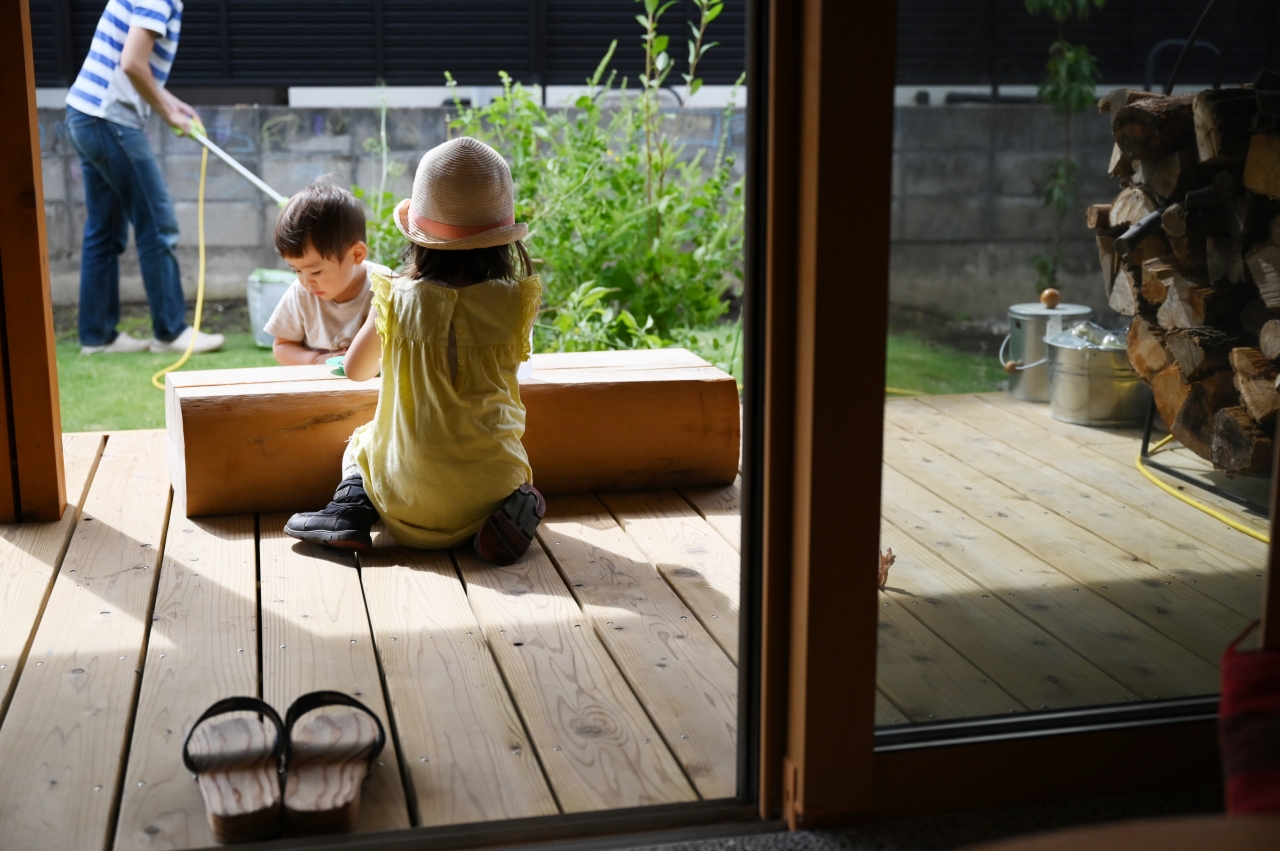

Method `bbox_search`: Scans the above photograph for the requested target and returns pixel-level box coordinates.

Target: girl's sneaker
[474,484,546,566]
[284,475,378,552]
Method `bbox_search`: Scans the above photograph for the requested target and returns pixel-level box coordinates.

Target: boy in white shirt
[265,183,393,364]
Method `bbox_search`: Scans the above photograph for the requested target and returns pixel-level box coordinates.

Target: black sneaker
[473,484,546,566]
[284,475,378,552]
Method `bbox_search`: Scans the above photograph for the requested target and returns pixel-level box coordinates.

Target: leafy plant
[1026,0,1105,291]
[445,0,744,350]
[353,84,407,270]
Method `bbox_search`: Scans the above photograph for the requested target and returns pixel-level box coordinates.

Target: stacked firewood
[1091,70,1280,474]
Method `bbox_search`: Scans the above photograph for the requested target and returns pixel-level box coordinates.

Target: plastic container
[246,268,296,348]
[999,302,1092,402]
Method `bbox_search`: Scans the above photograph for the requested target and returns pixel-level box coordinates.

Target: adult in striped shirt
[65,0,224,355]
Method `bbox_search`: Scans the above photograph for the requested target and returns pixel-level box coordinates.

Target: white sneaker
[149,326,225,354]
[81,333,151,355]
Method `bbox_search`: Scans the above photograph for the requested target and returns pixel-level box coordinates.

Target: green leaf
[655,52,670,71]
[643,0,658,16]
[653,34,669,54]
[635,14,651,28]
[705,2,724,23]
[689,78,703,97]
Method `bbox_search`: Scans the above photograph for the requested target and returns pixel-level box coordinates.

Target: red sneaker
[473,484,546,566]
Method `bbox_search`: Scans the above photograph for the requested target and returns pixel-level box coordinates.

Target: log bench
[165,348,740,517]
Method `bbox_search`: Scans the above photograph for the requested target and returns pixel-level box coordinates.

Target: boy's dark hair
[274,182,367,261]
[401,241,534,286]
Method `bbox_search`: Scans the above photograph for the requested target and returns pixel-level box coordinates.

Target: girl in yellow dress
[285,137,545,565]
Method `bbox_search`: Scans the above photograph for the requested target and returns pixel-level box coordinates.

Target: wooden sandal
[182,697,285,844]
[282,690,386,834]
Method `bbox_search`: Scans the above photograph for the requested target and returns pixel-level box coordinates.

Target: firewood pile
[1090,70,1280,475]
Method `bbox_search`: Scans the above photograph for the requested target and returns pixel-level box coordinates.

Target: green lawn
[55,330,1002,432]
[884,333,1006,397]
[57,333,277,432]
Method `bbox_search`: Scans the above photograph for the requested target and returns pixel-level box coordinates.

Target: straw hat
[393,137,528,250]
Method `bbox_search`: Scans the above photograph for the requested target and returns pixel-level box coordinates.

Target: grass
[884,333,1006,397]
[57,333,277,432]
[54,327,1001,433]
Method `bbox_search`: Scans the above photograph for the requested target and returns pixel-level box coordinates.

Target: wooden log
[1169,232,1208,267]
[1150,363,1190,432]
[1184,170,1238,210]
[1109,142,1135,183]
[1172,370,1238,461]
[1099,88,1158,117]
[166,350,742,517]
[1229,346,1280,424]
[1245,242,1280,307]
[1086,204,1112,229]
[1132,149,1198,201]
[1110,186,1158,227]
[1108,265,1142,316]
[1244,133,1280,200]
[1166,326,1241,381]
[1113,94,1196,161]
[1271,212,1280,246]
[1241,298,1280,335]
[1097,231,1121,296]
[1207,234,1245,284]
[1260,319,1280,360]
[1157,280,1251,331]
[1192,87,1257,164]
[1127,231,1172,266]
[1140,257,1174,305]
[1127,313,1173,382]
[1212,406,1273,474]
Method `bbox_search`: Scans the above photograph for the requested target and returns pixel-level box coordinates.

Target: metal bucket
[1048,342,1152,427]
[1000,303,1092,402]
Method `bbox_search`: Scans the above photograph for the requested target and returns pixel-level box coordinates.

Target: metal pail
[1001,303,1092,402]
[1048,342,1151,426]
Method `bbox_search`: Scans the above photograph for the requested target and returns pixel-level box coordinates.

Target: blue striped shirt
[66,0,183,128]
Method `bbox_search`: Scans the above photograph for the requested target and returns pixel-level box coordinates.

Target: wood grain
[889,400,1263,620]
[875,691,907,726]
[875,593,1024,721]
[358,527,557,826]
[168,351,740,516]
[258,515,410,834]
[597,490,740,663]
[880,465,1222,699]
[879,523,1136,710]
[112,513,258,851]
[0,432,170,850]
[678,477,742,553]
[538,495,738,799]
[0,433,102,722]
[882,420,1251,666]
[455,540,697,811]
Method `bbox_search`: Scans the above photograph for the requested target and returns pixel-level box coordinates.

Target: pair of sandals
[182,691,385,843]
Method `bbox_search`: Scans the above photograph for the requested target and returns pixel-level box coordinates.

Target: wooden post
[1264,416,1280,651]
[766,0,895,827]
[0,0,65,522]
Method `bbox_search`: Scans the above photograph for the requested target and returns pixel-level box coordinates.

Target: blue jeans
[66,107,187,345]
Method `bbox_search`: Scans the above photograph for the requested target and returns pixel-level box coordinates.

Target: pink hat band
[412,212,515,240]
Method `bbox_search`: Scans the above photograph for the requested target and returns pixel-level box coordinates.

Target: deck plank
[876,594,1024,721]
[538,495,738,800]
[0,433,103,723]
[596,491,740,664]
[0,432,170,851]
[875,691,907,726]
[889,400,1263,621]
[454,541,698,812]
[677,477,742,553]
[879,523,1135,710]
[880,465,1222,698]
[359,528,558,826]
[882,420,1250,666]
[258,516,410,834]
[922,395,1268,575]
[113,514,257,851]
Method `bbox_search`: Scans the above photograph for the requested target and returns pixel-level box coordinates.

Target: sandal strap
[182,696,285,775]
[283,690,386,766]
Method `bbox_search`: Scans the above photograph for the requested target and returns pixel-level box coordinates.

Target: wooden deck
[0,430,742,850]
[0,392,1267,848]
[876,393,1267,726]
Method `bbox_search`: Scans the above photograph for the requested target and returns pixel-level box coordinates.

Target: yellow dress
[348,271,541,548]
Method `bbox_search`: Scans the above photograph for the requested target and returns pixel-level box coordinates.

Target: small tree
[1026,0,1105,292]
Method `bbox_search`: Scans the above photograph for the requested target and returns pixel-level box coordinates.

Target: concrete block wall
[890,103,1119,319]
[42,102,1119,321]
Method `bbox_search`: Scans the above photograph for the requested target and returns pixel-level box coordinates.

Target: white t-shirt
[263,262,392,353]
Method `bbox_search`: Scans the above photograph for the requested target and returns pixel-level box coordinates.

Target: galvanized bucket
[1048,342,1151,427]
[1000,303,1092,402]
